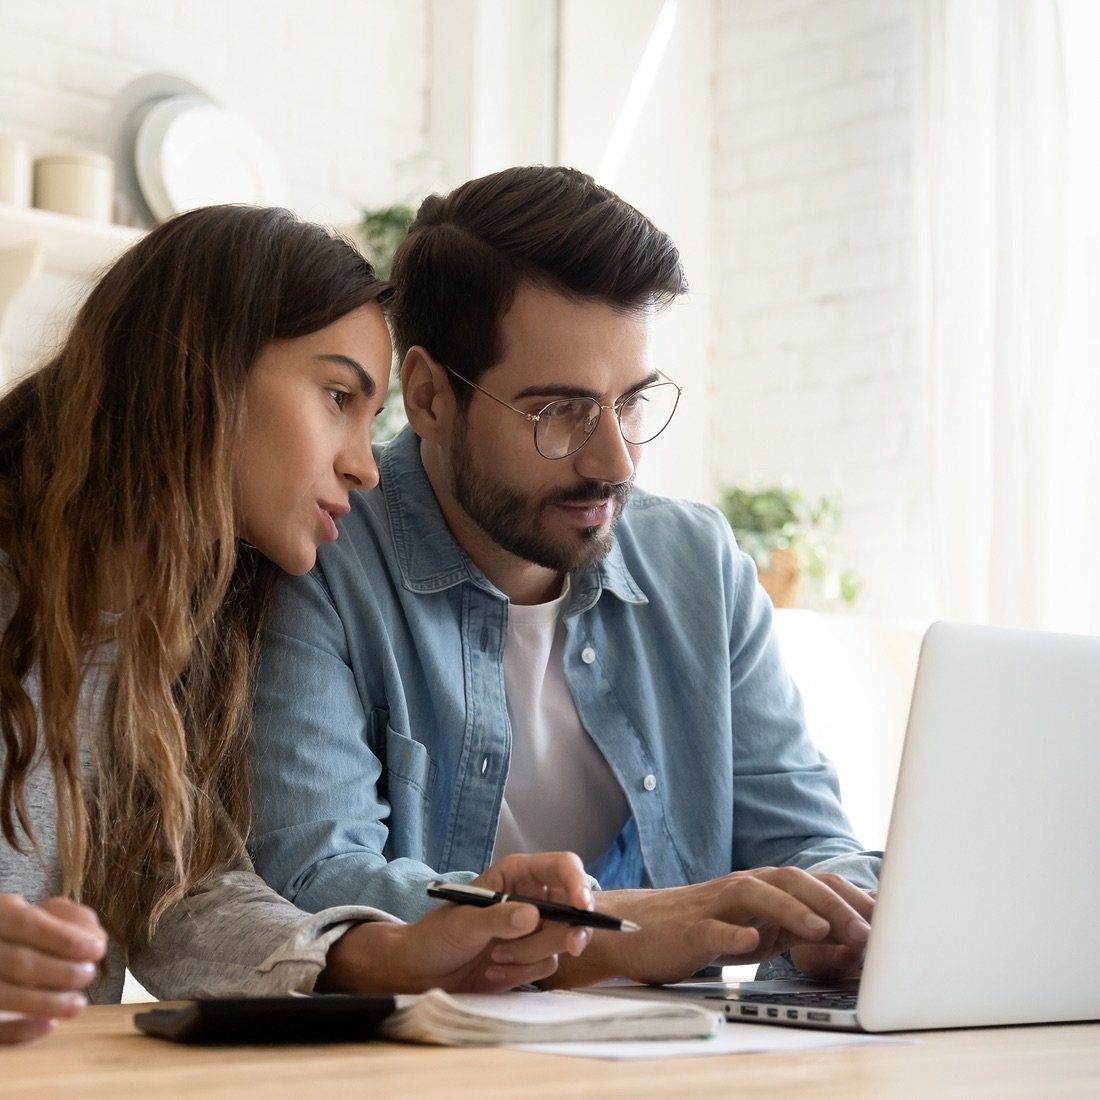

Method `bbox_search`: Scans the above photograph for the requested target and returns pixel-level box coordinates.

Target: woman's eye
[328,388,351,410]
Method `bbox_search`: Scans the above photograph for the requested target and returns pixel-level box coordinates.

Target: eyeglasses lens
[535,399,601,459]
[534,382,680,459]
[618,381,680,445]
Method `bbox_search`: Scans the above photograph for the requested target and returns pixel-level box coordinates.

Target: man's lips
[553,498,616,526]
[548,482,630,528]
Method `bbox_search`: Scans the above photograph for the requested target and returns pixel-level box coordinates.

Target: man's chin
[552,525,616,571]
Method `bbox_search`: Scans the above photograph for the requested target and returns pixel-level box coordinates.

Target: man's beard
[450,427,633,573]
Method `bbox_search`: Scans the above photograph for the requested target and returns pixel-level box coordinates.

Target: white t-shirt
[493,582,629,864]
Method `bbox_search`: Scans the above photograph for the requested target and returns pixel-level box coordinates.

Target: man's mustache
[548,479,634,507]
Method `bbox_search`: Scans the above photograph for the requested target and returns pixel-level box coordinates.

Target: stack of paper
[381,989,723,1046]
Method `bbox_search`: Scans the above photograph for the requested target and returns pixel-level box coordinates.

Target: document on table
[386,989,720,1045]
[508,1021,911,1061]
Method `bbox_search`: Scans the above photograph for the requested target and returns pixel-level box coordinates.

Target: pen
[426,881,641,933]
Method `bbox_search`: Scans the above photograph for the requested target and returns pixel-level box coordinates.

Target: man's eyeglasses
[444,367,683,460]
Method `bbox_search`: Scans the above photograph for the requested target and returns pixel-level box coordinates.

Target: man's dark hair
[389,165,687,403]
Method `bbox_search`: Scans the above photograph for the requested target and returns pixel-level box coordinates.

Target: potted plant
[716,482,860,610]
[354,203,416,441]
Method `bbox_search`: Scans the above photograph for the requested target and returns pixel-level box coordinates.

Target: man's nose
[572,406,636,485]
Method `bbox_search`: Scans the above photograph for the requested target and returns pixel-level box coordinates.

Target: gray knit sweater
[0,582,393,1003]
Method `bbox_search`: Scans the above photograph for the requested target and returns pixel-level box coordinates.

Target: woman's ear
[401,347,451,441]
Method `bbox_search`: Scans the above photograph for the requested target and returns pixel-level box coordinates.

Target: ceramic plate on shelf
[134,94,287,222]
[105,72,211,227]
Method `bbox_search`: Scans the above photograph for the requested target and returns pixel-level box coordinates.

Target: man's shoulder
[610,488,743,592]
[619,486,731,542]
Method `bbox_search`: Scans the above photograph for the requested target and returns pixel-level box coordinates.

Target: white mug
[33,152,114,223]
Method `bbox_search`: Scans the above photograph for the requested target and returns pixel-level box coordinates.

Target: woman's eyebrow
[315,354,375,396]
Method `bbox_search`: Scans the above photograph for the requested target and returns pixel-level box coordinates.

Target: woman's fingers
[488,914,591,964]
[479,955,562,991]
[0,1014,58,1045]
[439,899,585,956]
[0,980,88,1020]
[0,940,98,994]
[0,895,107,963]
[0,896,103,1030]
[35,897,107,939]
[474,851,593,911]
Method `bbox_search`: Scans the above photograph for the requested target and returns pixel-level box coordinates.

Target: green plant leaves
[716,481,860,608]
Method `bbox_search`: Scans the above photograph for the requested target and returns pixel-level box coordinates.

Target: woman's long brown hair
[0,205,389,950]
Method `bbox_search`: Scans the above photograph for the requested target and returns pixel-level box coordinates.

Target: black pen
[426,881,641,933]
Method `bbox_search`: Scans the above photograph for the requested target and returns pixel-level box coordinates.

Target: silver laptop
[694,621,1100,1031]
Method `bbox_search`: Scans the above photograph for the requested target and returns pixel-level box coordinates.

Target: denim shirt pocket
[371,711,438,860]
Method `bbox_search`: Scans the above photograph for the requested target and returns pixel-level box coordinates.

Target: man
[250,166,878,987]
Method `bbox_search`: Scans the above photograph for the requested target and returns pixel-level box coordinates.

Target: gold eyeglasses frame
[443,366,683,460]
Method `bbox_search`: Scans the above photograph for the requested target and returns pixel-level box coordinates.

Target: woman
[0,205,591,1045]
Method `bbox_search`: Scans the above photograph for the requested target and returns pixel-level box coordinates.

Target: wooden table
[2,1004,1097,1099]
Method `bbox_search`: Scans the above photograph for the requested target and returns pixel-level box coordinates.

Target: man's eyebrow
[512,370,660,403]
[315,354,375,396]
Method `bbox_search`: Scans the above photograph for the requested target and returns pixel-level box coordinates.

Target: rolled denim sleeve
[720,536,880,888]
[249,568,472,922]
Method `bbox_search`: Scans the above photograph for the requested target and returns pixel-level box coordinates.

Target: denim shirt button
[642,773,657,791]
[580,646,596,664]
[480,755,490,776]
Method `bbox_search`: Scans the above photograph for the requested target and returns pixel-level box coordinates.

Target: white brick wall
[0,0,428,376]
[713,0,933,619]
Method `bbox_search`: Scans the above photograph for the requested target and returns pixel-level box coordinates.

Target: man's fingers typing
[710,870,872,947]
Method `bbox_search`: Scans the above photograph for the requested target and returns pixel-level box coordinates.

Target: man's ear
[402,346,451,440]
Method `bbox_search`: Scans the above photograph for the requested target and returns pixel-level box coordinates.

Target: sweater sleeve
[128,861,399,999]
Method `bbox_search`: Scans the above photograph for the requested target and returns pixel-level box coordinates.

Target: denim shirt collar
[378,427,648,612]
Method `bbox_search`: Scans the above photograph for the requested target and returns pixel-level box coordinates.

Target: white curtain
[917,0,1100,631]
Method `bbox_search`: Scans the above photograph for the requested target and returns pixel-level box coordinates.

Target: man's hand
[0,894,108,1044]
[319,851,594,994]
[787,887,877,980]
[548,866,874,987]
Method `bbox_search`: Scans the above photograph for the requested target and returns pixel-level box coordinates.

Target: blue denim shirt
[250,428,879,921]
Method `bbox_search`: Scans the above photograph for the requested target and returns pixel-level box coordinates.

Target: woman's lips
[318,503,345,541]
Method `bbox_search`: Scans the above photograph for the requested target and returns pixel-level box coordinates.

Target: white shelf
[0,202,142,276]
[0,204,144,381]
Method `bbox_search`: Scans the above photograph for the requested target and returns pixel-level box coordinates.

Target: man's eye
[543,399,589,421]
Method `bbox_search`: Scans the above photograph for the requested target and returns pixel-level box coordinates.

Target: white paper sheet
[508,1020,912,1060]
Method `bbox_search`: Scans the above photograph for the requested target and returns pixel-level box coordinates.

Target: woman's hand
[0,894,108,1044]
[319,851,594,994]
